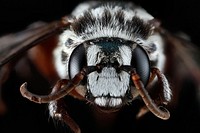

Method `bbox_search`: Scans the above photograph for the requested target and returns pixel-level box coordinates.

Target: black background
[0,0,200,133]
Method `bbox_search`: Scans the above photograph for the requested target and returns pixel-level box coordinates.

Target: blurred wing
[0,20,67,67]
[160,28,200,105]
[162,29,200,83]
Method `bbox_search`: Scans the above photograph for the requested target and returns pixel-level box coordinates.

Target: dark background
[0,0,200,133]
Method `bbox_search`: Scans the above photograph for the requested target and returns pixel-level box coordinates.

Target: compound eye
[68,44,86,79]
[131,45,150,86]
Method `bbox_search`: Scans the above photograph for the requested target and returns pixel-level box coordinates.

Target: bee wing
[160,28,200,106]
[0,20,67,67]
[163,29,200,83]
[0,19,70,113]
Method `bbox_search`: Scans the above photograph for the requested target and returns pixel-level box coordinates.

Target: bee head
[68,38,150,109]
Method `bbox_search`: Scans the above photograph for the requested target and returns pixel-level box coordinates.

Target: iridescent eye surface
[68,44,86,79]
[131,45,150,86]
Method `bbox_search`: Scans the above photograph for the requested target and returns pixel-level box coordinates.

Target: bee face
[65,36,152,109]
[86,39,132,108]
[54,1,161,108]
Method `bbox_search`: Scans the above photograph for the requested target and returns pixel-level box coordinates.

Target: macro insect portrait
[0,0,200,133]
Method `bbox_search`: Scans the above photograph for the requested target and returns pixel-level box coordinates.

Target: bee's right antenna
[20,68,86,103]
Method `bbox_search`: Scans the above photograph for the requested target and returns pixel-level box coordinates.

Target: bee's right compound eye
[68,44,86,79]
[131,45,150,86]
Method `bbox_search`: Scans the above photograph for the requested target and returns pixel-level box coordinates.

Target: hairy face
[53,1,168,109]
[86,42,132,108]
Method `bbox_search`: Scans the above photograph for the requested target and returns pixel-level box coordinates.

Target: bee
[0,1,200,133]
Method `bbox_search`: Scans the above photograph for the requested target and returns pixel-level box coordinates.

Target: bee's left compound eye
[131,45,150,86]
[68,44,86,79]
